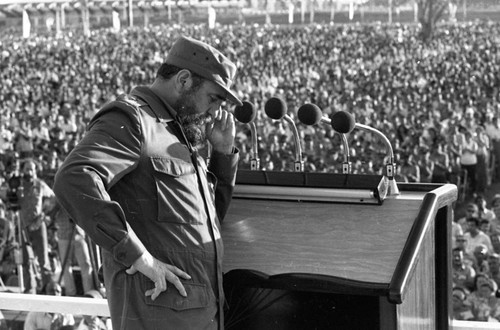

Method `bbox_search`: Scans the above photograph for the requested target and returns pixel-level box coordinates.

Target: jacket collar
[130,86,176,122]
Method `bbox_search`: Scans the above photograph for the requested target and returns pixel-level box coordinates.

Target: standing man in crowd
[19,159,56,293]
[54,36,241,329]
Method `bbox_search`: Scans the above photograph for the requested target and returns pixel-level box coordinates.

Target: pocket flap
[145,282,209,311]
[150,157,195,177]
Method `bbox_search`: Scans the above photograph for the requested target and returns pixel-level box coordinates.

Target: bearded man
[53,36,241,330]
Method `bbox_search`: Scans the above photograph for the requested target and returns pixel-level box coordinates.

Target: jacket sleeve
[53,103,146,267]
[208,148,239,222]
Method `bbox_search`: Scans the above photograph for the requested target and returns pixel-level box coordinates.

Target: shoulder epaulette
[116,93,146,109]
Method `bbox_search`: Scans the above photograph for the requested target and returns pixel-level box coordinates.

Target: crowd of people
[1,19,500,327]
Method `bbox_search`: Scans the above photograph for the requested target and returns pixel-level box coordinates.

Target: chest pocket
[150,157,205,225]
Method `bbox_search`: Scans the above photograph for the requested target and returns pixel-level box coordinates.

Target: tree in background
[416,0,451,42]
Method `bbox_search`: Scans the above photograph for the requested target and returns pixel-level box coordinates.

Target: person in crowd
[53,36,241,329]
[453,247,476,291]
[473,244,490,274]
[484,114,500,183]
[76,290,112,330]
[475,125,491,195]
[490,194,500,234]
[458,128,479,196]
[23,280,75,330]
[487,253,500,289]
[490,232,500,254]
[452,286,474,321]
[52,200,96,296]
[455,234,476,267]
[452,221,464,248]
[457,203,480,232]
[464,217,494,255]
[465,276,500,322]
[18,159,56,293]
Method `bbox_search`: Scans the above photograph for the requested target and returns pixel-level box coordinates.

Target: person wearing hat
[53,36,242,329]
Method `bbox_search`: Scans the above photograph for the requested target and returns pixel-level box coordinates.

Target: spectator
[23,280,75,330]
[473,244,490,274]
[452,286,474,321]
[456,234,476,267]
[484,115,500,182]
[457,203,479,232]
[487,253,500,289]
[18,159,56,293]
[464,217,494,255]
[453,247,476,291]
[52,200,96,297]
[475,125,491,194]
[464,277,500,322]
[458,129,479,196]
[490,194,500,234]
[76,290,112,330]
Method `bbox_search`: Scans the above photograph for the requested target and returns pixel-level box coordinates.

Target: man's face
[466,207,478,219]
[456,237,467,250]
[174,78,225,147]
[488,256,500,271]
[474,248,487,262]
[491,235,500,253]
[467,220,479,234]
[452,250,463,266]
[22,162,37,182]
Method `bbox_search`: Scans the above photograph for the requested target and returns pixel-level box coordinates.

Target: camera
[6,175,22,211]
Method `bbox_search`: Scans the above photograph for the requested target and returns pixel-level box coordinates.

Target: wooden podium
[221,170,457,330]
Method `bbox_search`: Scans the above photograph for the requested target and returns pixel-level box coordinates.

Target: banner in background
[288,3,294,24]
[208,6,216,29]
[22,9,30,38]
[112,10,120,32]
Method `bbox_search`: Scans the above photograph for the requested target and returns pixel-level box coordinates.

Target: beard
[173,87,212,147]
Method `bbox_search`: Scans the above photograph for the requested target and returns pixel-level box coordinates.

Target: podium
[222,170,457,330]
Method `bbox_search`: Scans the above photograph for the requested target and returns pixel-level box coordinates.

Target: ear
[175,69,193,92]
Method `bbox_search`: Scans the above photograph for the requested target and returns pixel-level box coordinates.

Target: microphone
[297,103,355,133]
[234,101,260,170]
[298,104,399,196]
[298,104,354,173]
[354,122,399,195]
[265,97,304,172]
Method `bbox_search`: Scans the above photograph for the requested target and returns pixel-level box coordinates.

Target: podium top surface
[222,183,456,287]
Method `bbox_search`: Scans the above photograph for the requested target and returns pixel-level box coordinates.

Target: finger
[165,273,187,297]
[172,278,187,297]
[219,110,228,129]
[167,265,192,280]
[126,265,137,275]
[151,278,167,301]
[226,112,235,131]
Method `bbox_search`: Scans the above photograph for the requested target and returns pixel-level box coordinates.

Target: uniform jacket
[53,86,238,330]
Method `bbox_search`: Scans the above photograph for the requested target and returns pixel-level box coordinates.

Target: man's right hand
[125,251,191,300]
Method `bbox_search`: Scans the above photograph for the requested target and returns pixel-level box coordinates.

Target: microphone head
[331,111,356,134]
[264,97,287,120]
[297,103,322,125]
[234,101,257,124]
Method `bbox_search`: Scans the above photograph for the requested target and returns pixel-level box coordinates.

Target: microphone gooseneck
[297,105,352,173]
[264,97,304,172]
[234,101,260,170]
[354,123,400,195]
